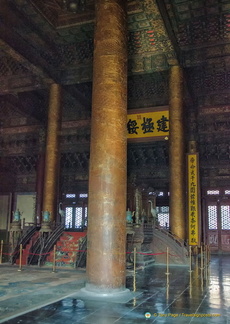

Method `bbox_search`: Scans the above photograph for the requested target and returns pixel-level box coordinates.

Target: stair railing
[39,224,65,265]
[28,224,64,266]
[144,223,188,248]
[11,225,40,265]
[75,235,87,268]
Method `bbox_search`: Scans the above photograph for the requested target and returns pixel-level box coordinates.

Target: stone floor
[0,255,229,323]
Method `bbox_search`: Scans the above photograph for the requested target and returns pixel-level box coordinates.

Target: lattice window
[65,207,73,228]
[10,155,38,174]
[66,194,76,198]
[207,190,219,195]
[208,205,217,229]
[84,207,88,226]
[225,190,230,195]
[75,207,83,228]
[79,193,88,198]
[61,152,89,170]
[157,206,169,213]
[156,206,169,228]
[221,206,230,230]
[223,14,230,39]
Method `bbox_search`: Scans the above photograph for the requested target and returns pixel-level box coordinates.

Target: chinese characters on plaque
[127,109,169,140]
[188,154,200,246]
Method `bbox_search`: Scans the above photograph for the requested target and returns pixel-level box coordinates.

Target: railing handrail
[144,223,187,249]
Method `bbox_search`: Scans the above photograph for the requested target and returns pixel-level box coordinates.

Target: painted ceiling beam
[1,94,45,122]
[0,21,59,82]
[155,0,182,64]
[0,39,53,84]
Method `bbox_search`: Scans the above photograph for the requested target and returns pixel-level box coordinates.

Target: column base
[79,283,132,302]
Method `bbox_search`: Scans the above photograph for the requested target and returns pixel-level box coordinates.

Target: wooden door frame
[203,188,230,252]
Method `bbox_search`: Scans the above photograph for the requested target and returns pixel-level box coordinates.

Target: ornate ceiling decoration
[0,0,230,189]
[30,0,95,28]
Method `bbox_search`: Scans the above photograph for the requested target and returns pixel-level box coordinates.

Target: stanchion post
[205,245,208,280]
[206,245,209,267]
[203,245,206,269]
[52,245,56,273]
[206,245,210,284]
[200,245,204,271]
[133,247,136,292]
[18,244,23,272]
[189,269,192,298]
[165,247,170,276]
[188,245,192,273]
[208,245,211,265]
[0,240,3,264]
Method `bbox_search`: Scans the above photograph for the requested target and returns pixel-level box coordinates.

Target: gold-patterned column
[85,0,128,295]
[169,65,186,240]
[42,83,62,222]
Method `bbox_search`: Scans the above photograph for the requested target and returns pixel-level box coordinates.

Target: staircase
[75,235,87,268]
[28,225,65,266]
[45,232,87,268]
[11,225,40,265]
[127,223,155,268]
[144,224,189,265]
[126,223,189,267]
[16,231,40,265]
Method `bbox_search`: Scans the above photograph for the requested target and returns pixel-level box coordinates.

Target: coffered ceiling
[0,0,230,190]
[0,0,229,106]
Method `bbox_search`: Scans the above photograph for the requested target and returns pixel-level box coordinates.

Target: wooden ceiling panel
[0,0,228,126]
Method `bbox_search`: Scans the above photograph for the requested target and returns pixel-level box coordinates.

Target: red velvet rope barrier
[1,249,180,257]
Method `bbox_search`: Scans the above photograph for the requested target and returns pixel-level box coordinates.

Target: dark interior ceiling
[0,0,230,192]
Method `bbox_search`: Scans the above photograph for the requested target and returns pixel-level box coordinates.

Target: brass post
[52,244,57,273]
[166,276,170,300]
[0,240,3,264]
[208,245,211,265]
[200,245,204,271]
[188,245,192,273]
[204,245,207,270]
[165,247,170,276]
[18,244,23,272]
[169,65,186,240]
[189,269,192,298]
[133,247,136,292]
[201,269,204,292]
[205,245,209,279]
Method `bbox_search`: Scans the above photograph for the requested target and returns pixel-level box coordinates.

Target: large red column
[169,65,186,240]
[85,0,128,296]
[42,83,62,223]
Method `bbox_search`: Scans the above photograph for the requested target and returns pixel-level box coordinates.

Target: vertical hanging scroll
[187,153,200,245]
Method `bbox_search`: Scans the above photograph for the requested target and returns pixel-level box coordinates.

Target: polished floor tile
[1,255,230,324]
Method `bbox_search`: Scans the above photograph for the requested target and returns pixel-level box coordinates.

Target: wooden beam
[0,39,52,82]
[0,21,60,82]
[1,94,45,122]
[0,119,91,135]
[1,0,58,57]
